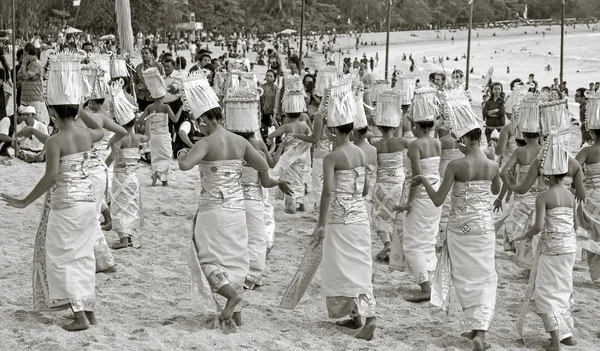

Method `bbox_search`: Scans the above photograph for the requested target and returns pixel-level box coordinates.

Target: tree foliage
[1,0,599,38]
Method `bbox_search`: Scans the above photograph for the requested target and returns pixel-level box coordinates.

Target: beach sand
[1,26,600,351]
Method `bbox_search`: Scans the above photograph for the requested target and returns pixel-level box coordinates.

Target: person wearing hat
[412,94,500,351]
[105,83,148,250]
[133,47,165,111]
[515,128,577,350]
[1,52,108,330]
[222,85,293,290]
[268,74,311,214]
[15,105,49,163]
[394,85,442,303]
[575,90,600,283]
[178,96,275,327]
[310,79,376,341]
[140,67,178,186]
[499,94,545,267]
[369,89,408,263]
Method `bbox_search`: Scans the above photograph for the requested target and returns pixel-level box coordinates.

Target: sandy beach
[2,26,600,351]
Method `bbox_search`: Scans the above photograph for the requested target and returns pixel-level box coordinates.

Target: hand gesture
[411,175,426,187]
[312,226,325,242]
[1,194,28,209]
[493,198,503,212]
[277,180,294,196]
[16,126,35,139]
[515,232,533,243]
[393,203,412,214]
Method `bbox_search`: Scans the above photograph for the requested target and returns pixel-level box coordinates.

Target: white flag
[523,4,528,19]
[73,0,81,6]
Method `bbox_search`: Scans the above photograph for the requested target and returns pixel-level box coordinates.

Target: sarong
[32,152,97,312]
[401,157,442,284]
[149,112,173,182]
[312,136,331,210]
[371,151,404,245]
[577,163,600,282]
[518,207,577,341]
[322,168,375,319]
[272,137,310,212]
[110,148,143,243]
[431,181,496,331]
[263,189,276,250]
[89,159,116,271]
[189,160,248,312]
[438,148,462,242]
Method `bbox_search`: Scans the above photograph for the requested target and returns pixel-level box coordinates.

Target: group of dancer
[2,47,600,351]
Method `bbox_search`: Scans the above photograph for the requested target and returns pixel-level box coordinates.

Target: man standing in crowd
[17,43,49,126]
[133,47,165,111]
[576,87,591,147]
[259,69,280,144]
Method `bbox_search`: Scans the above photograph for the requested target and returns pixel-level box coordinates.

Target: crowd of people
[1,29,600,351]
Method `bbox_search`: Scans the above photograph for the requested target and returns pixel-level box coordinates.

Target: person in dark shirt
[482,82,506,143]
[527,73,538,93]
[576,87,591,146]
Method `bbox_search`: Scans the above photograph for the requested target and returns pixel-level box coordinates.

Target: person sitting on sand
[14,105,48,163]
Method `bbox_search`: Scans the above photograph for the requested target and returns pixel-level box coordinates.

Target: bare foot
[335,317,363,329]
[85,311,96,325]
[98,266,117,273]
[561,336,576,346]
[461,331,475,340]
[151,174,158,186]
[298,204,305,212]
[355,317,376,341]
[543,343,560,351]
[406,291,430,303]
[233,312,242,327]
[473,333,484,351]
[112,237,132,250]
[101,222,112,231]
[376,245,390,261]
[63,312,90,331]
[219,292,242,326]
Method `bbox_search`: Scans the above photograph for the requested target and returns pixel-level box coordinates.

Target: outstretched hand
[278,180,294,196]
[393,203,412,214]
[1,194,28,209]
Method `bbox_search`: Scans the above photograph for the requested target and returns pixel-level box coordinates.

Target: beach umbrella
[99,34,115,41]
[63,26,83,34]
[278,29,297,35]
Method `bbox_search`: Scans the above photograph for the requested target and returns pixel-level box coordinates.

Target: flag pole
[11,0,17,150]
[384,0,391,81]
[559,0,565,93]
[465,0,474,91]
[299,0,305,62]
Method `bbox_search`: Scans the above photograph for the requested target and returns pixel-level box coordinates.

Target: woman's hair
[234,131,254,140]
[176,56,187,69]
[428,72,436,82]
[50,104,79,119]
[335,122,354,135]
[414,120,435,130]
[266,69,276,77]
[303,74,315,85]
[0,48,11,82]
[361,72,375,86]
[377,125,393,133]
[550,173,567,182]
[451,69,464,78]
[590,129,600,138]
[202,107,223,121]
[286,112,301,119]
[355,126,368,136]
[522,131,539,140]
[24,43,37,56]
[516,139,528,147]
[510,78,523,90]
[463,128,482,142]
[490,82,505,98]
[124,118,137,129]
